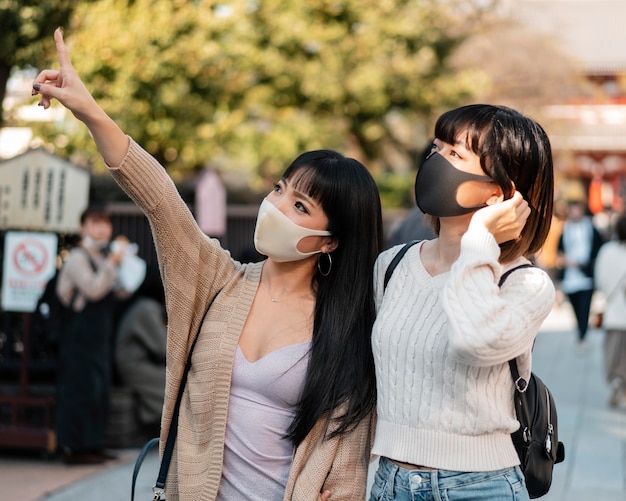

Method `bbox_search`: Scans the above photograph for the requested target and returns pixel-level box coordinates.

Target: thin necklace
[260,279,313,303]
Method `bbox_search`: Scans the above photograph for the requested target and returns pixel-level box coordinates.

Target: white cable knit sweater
[371,231,555,472]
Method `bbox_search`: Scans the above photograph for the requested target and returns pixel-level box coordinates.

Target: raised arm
[32,28,129,166]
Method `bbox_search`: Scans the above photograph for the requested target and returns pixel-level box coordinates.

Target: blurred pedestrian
[534,198,567,287]
[386,206,436,248]
[557,199,604,350]
[195,167,227,242]
[115,265,167,438]
[55,205,128,464]
[386,142,437,248]
[594,212,626,407]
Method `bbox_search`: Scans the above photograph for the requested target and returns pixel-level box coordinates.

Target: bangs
[280,149,380,240]
[282,150,347,209]
[286,165,327,204]
[434,105,495,156]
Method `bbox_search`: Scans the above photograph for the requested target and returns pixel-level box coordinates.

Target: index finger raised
[54,28,72,68]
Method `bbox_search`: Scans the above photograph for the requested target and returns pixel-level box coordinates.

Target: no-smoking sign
[2,231,58,312]
[13,239,50,277]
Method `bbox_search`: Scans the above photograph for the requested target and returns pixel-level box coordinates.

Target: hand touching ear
[470,191,530,244]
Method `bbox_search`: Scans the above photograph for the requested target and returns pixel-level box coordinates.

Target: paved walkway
[1,301,625,500]
[528,303,626,501]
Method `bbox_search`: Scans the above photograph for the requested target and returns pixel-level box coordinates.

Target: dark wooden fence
[0,202,405,451]
[107,202,261,266]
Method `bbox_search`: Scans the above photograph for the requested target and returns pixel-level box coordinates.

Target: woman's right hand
[32,28,129,166]
[470,191,531,244]
[32,28,102,126]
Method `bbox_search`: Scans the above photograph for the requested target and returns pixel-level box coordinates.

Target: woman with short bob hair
[427,104,554,263]
[370,104,555,500]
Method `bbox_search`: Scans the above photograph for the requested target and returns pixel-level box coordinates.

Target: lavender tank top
[216,341,311,500]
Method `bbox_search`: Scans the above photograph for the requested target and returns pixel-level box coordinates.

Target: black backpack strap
[509,358,532,446]
[502,264,535,424]
[131,290,221,501]
[131,437,159,501]
[498,263,534,288]
[383,240,420,290]
[499,263,535,373]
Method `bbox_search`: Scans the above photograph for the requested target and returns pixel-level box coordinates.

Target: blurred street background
[1,1,626,500]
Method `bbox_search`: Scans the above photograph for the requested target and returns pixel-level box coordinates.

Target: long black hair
[280,150,384,445]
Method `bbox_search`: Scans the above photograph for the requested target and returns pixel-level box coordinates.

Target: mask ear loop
[317,253,332,277]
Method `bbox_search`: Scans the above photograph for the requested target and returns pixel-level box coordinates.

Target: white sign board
[0,148,90,233]
[2,231,58,312]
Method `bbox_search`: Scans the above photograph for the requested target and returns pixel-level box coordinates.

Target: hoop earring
[317,252,332,277]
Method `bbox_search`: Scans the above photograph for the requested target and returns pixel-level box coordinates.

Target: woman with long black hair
[34,29,383,500]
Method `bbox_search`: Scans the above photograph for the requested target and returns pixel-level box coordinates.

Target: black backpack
[499,270,565,499]
[383,240,565,499]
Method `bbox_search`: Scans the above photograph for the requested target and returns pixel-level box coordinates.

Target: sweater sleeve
[321,411,373,500]
[105,138,238,347]
[286,407,374,500]
[442,224,555,368]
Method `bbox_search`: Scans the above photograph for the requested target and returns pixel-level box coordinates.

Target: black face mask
[414,152,493,217]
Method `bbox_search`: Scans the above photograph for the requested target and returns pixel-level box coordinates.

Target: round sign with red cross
[2,231,58,312]
[12,238,49,277]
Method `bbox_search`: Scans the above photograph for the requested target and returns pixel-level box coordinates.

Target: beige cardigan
[109,139,374,500]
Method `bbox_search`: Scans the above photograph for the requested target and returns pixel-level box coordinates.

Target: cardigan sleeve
[106,138,239,350]
[442,224,555,369]
[286,408,374,501]
[320,411,374,500]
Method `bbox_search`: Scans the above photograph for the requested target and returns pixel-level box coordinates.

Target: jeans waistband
[378,456,521,490]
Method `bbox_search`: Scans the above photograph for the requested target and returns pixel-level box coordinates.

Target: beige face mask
[253,199,331,263]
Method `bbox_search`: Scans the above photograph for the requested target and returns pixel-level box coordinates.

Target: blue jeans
[369,457,530,501]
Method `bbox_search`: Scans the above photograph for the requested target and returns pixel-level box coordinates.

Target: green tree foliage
[33,0,487,200]
[0,0,89,125]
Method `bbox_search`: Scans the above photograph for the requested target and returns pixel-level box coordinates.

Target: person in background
[386,142,437,248]
[370,104,554,501]
[55,205,128,464]
[34,29,383,500]
[534,198,567,288]
[594,212,626,407]
[386,206,436,248]
[115,265,167,438]
[556,199,604,350]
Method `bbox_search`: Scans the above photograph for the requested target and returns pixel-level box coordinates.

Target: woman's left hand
[318,489,331,500]
[470,191,530,244]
